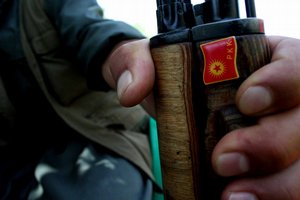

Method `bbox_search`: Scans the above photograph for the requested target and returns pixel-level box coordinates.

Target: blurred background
[97,0,300,39]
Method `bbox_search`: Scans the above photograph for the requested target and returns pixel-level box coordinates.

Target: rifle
[150,0,271,199]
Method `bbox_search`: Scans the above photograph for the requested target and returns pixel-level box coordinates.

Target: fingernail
[216,152,249,176]
[228,192,258,200]
[238,86,272,114]
[117,70,133,99]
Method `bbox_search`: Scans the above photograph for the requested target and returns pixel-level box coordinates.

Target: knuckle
[238,119,291,173]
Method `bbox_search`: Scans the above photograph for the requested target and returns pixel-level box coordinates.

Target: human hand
[102,39,156,116]
[212,36,300,200]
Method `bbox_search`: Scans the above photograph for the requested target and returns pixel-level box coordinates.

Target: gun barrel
[221,0,239,19]
[156,0,195,33]
[245,0,257,17]
[208,0,221,21]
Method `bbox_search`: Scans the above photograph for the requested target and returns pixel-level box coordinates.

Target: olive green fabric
[19,0,154,181]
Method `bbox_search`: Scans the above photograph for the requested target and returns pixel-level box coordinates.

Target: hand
[102,39,156,116]
[212,36,300,200]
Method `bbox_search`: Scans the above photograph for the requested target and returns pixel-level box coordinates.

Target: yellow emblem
[209,60,226,77]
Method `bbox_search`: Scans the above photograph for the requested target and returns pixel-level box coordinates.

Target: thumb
[102,39,155,107]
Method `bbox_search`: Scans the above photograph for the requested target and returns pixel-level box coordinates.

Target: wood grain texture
[151,43,200,200]
[151,35,271,200]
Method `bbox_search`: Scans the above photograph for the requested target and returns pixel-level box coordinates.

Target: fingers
[212,36,300,199]
[221,157,300,200]
[212,105,300,177]
[102,39,155,107]
[236,36,300,116]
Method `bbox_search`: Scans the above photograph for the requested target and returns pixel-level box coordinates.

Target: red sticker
[200,36,239,85]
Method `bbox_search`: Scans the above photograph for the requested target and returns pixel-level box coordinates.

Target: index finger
[236,36,300,116]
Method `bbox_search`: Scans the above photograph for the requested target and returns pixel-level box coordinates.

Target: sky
[97,0,300,39]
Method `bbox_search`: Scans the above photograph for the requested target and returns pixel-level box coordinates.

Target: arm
[42,0,145,90]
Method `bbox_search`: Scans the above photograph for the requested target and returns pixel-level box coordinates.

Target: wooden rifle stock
[151,43,200,199]
[151,35,271,199]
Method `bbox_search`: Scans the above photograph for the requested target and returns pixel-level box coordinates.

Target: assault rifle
[150,0,271,199]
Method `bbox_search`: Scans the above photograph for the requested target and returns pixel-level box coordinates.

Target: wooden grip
[151,43,200,199]
[151,35,271,199]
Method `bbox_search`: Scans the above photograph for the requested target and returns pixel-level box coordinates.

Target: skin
[102,36,300,200]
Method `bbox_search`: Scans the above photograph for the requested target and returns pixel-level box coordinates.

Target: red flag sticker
[200,36,239,85]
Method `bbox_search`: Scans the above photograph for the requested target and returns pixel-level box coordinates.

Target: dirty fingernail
[228,192,258,200]
[117,70,133,99]
[239,86,272,115]
[216,152,249,177]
